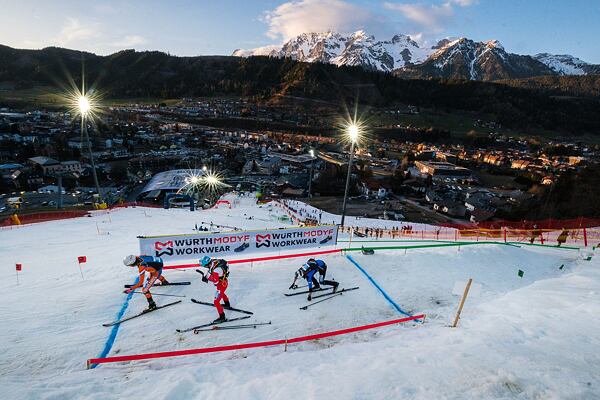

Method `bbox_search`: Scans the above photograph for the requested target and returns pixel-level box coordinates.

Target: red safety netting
[87,313,425,367]
[0,210,90,227]
[109,201,163,210]
[0,202,164,228]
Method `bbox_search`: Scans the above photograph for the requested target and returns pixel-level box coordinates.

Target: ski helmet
[123,255,138,266]
[200,256,212,267]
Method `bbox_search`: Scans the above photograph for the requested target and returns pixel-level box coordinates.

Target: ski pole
[300,292,343,310]
[132,291,186,298]
[194,321,272,332]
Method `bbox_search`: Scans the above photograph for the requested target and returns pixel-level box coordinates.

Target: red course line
[88,314,424,366]
[163,248,342,270]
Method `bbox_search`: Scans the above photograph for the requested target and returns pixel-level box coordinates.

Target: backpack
[210,259,230,281]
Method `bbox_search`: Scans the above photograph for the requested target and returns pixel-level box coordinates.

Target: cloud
[111,35,148,48]
[263,0,384,40]
[451,0,477,6]
[384,2,453,32]
[93,4,118,14]
[384,0,476,33]
[55,18,101,46]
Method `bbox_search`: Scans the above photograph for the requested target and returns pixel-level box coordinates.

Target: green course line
[342,241,531,253]
[508,242,580,251]
[338,239,457,244]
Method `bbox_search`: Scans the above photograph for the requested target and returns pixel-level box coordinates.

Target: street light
[307,149,315,198]
[340,123,359,227]
[77,94,102,202]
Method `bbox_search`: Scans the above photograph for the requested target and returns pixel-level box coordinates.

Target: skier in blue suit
[289,258,338,301]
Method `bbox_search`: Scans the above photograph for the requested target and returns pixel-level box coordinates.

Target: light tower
[78,93,102,201]
[340,123,359,227]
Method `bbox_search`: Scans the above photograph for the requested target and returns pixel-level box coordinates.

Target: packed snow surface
[1,196,599,399]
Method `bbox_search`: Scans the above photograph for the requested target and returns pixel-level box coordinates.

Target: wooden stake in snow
[348,227,353,249]
[451,278,472,328]
[15,263,22,285]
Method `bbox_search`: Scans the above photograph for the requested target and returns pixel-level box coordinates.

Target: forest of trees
[1,45,600,136]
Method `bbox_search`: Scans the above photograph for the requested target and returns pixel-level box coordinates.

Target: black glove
[202,276,208,283]
[289,283,298,290]
[307,294,312,301]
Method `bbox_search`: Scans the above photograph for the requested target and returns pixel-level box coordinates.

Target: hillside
[1,45,600,135]
[2,196,599,399]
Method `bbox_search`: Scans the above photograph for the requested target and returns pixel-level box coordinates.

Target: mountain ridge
[234,31,600,81]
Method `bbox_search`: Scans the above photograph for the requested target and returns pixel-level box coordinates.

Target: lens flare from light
[348,124,359,142]
[178,169,228,196]
[337,104,368,147]
[78,96,91,115]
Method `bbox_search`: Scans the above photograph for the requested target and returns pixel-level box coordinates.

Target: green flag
[518,269,524,278]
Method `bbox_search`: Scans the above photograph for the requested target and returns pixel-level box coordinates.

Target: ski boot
[144,298,157,312]
[332,281,340,293]
[223,300,231,308]
[213,312,226,323]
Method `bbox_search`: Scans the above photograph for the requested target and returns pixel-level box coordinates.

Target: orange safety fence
[340,225,599,247]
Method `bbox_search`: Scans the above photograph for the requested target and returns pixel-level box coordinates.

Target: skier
[289,258,338,301]
[557,228,569,247]
[123,255,170,311]
[198,255,230,322]
[530,224,542,244]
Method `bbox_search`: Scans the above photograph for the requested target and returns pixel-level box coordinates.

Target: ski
[190,298,254,315]
[155,281,191,286]
[300,292,344,310]
[193,321,272,333]
[320,235,333,244]
[284,287,333,297]
[102,300,182,327]
[234,242,250,252]
[133,291,186,298]
[124,282,190,288]
[176,316,251,333]
[310,286,359,300]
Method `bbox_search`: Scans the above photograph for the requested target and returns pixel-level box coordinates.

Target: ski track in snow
[1,196,599,399]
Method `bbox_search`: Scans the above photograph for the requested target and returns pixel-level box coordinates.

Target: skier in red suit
[198,256,230,322]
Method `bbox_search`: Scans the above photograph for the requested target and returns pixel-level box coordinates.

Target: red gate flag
[16,263,22,271]
[78,256,87,264]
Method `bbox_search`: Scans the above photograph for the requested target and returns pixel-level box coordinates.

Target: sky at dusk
[1,0,599,63]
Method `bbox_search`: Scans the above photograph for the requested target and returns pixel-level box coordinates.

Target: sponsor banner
[138,225,338,262]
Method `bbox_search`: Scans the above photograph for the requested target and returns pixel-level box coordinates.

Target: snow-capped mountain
[234,31,599,81]
[234,31,432,72]
[397,38,555,81]
[533,53,600,76]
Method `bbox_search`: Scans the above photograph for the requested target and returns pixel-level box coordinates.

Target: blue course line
[346,255,412,317]
[90,278,138,369]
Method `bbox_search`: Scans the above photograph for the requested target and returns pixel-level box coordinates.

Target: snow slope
[1,196,599,399]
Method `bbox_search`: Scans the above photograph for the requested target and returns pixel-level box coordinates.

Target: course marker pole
[77,256,86,280]
[15,263,21,285]
[452,278,472,328]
